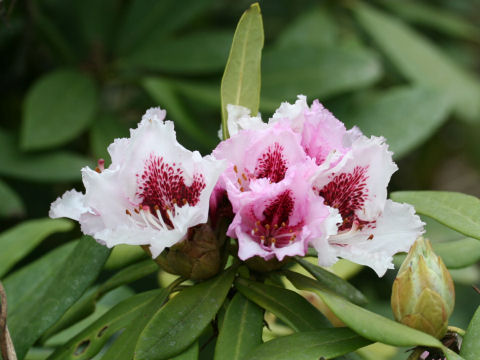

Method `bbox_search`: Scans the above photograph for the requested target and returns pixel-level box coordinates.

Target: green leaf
[353,2,480,123]
[285,271,443,349]
[214,293,263,360]
[22,69,98,150]
[90,113,129,162]
[172,80,220,109]
[142,77,216,149]
[276,7,338,48]
[245,328,371,360]
[104,244,148,270]
[461,306,480,359]
[433,238,480,269]
[135,267,236,359]
[261,46,381,112]
[0,130,91,182]
[171,343,199,360]
[382,1,480,42]
[342,86,452,159]
[42,259,158,340]
[47,289,169,360]
[0,218,73,278]
[221,3,264,139]
[235,277,330,331]
[390,191,480,241]
[123,30,232,74]
[6,236,110,359]
[116,0,214,55]
[295,258,367,306]
[0,178,25,218]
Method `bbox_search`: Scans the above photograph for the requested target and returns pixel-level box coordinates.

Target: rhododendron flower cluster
[51,95,424,277]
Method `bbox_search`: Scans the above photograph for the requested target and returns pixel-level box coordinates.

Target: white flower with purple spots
[50,107,226,258]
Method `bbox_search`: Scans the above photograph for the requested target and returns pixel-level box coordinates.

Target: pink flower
[227,166,339,261]
[311,134,424,276]
[50,108,226,258]
[213,121,309,212]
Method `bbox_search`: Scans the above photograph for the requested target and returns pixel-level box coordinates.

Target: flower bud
[155,221,228,281]
[391,237,455,339]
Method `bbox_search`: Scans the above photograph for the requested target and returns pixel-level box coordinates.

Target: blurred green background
[1,1,480,358]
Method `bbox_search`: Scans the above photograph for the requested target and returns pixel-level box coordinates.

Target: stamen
[242,173,247,181]
[134,208,140,214]
[237,178,242,185]
[281,222,286,227]
[126,209,132,216]
[182,198,187,205]
[234,165,238,173]
[240,187,244,192]
[367,234,374,240]
[265,224,270,230]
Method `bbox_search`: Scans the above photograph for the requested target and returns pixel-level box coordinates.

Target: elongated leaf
[142,77,216,149]
[261,45,381,112]
[104,244,148,270]
[383,1,480,42]
[235,277,330,331]
[7,237,110,359]
[135,267,235,359]
[123,30,232,74]
[0,179,24,218]
[245,328,371,360]
[296,258,367,305]
[461,306,480,359]
[433,238,480,269]
[342,86,452,159]
[0,130,91,182]
[47,289,169,360]
[390,191,480,241]
[42,259,158,340]
[0,218,73,277]
[173,80,220,109]
[22,69,98,150]
[221,3,264,139]
[214,293,263,360]
[285,271,443,349]
[353,2,480,123]
[276,7,338,48]
[172,343,199,360]
[90,113,129,162]
[116,0,214,55]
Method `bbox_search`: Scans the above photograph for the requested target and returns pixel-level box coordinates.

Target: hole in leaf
[97,325,109,338]
[74,339,90,356]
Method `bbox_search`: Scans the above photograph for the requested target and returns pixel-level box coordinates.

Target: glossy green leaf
[235,277,330,331]
[116,0,214,55]
[173,80,220,109]
[285,271,443,349]
[47,289,169,360]
[245,328,371,360]
[0,178,25,218]
[295,258,367,305]
[0,218,73,278]
[276,7,338,48]
[342,86,452,159]
[461,306,480,359]
[434,238,480,269]
[171,343,199,360]
[6,236,110,359]
[42,259,158,340]
[383,1,480,42]
[261,46,381,112]
[353,2,480,123]
[142,77,215,149]
[135,267,235,359]
[214,293,263,360]
[0,130,91,182]
[104,244,148,270]
[123,30,232,74]
[390,191,480,241]
[90,113,129,162]
[22,69,98,150]
[221,3,264,139]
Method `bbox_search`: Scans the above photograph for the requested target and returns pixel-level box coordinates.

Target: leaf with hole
[214,293,263,360]
[135,267,235,359]
[235,277,330,331]
[221,3,264,139]
[390,191,480,241]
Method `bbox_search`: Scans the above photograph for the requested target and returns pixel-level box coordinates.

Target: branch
[0,282,17,360]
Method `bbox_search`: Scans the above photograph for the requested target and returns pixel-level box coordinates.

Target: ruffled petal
[49,189,88,221]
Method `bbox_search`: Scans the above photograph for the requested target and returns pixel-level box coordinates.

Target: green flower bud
[391,237,455,339]
[155,221,228,280]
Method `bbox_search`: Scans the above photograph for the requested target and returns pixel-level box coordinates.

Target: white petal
[269,95,308,132]
[329,200,425,276]
[49,189,88,221]
[223,104,267,137]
